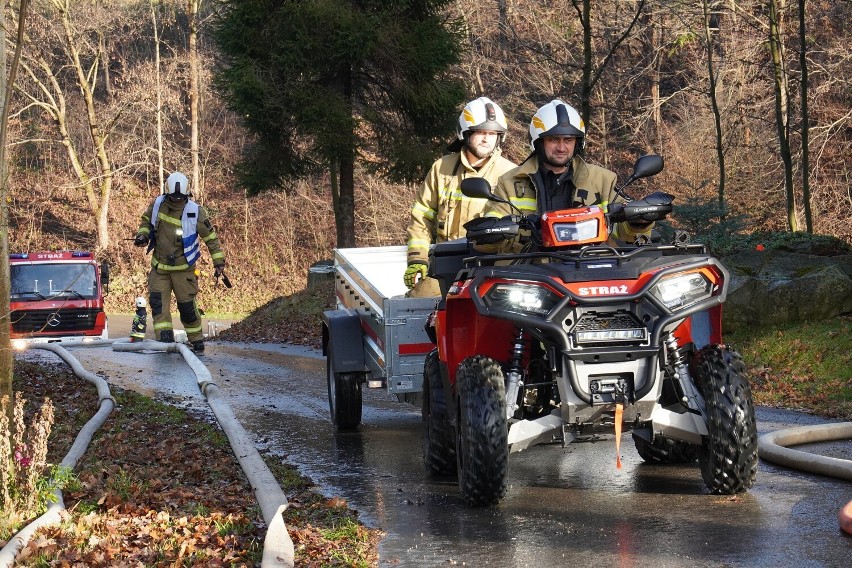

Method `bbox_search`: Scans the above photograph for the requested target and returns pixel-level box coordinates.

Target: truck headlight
[484,283,561,316]
[650,271,713,310]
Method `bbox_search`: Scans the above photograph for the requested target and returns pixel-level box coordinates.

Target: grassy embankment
[8,360,380,566]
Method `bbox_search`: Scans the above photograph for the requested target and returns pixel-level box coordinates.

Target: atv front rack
[464,242,709,269]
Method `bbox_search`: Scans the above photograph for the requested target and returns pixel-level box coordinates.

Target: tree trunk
[188,0,202,201]
[331,63,356,248]
[0,0,9,404]
[702,0,726,212]
[497,0,508,52]
[0,0,30,404]
[768,0,798,231]
[798,0,812,232]
[579,0,593,126]
[58,1,115,248]
[151,0,164,193]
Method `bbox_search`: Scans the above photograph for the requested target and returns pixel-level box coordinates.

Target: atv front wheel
[422,349,456,475]
[327,346,363,431]
[633,433,698,464]
[692,345,758,494]
[456,356,508,507]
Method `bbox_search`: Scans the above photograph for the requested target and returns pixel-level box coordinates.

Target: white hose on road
[0,342,116,568]
[113,339,296,567]
[758,422,852,481]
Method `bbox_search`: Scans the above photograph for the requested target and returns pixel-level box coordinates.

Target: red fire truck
[9,251,110,348]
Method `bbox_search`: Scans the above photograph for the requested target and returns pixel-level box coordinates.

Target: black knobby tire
[633,433,698,464]
[455,356,509,507]
[326,346,363,431]
[422,349,457,475]
[692,345,758,494]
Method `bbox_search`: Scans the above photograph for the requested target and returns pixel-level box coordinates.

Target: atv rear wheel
[422,349,456,475]
[633,433,698,464]
[327,346,363,431]
[455,356,508,507]
[692,345,758,494]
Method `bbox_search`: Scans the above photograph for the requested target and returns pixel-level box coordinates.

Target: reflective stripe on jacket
[151,196,202,265]
[406,148,516,265]
[138,197,225,272]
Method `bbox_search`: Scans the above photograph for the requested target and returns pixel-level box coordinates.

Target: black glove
[214,265,226,278]
[133,234,149,247]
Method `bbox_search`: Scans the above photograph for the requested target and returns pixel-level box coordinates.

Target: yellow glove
[404,262,428,289]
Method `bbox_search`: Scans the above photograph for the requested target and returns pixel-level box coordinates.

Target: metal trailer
[321,245,437,430]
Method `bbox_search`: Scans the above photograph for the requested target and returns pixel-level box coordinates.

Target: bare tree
[768,0,798,231]
[187,0,201,200]
[16,0,120,249]
[701,0,726,210]
[151,0,164,192]
[0,0,31,402]
[797,0,812,232]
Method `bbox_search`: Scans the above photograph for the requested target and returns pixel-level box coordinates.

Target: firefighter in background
[133,172,226,352]
[404,96,517,297]
[129,296,147,342]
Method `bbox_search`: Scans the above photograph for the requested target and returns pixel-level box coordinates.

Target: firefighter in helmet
[404,96,517,297]
[133,172,226,352]
[480,99,653,250]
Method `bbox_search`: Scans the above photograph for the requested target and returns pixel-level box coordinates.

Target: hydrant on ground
[130,296,147,342]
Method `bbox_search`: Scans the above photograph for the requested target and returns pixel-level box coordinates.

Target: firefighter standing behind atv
[133,172,226,352]
[481,99,653,248]
[404,97,516,297]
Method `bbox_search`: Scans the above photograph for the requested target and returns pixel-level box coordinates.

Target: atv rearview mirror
[460,177,502,202]
[626,154,664,185]
[614,154,665,200]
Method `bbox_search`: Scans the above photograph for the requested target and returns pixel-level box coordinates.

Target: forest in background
[4,0,850,315]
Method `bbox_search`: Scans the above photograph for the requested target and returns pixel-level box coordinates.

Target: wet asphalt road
[28,317,852,567]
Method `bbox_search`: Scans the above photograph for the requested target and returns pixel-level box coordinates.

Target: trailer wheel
[456,356,508,507]
[422,349,456,475]
[692,345,758,494]
[327,347,363,431]
[632,433,698,464]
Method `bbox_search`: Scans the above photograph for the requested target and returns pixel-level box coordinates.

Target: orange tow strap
[615,402,623,470]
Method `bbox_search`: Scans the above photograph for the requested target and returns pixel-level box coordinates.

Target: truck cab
[9,251,110,348]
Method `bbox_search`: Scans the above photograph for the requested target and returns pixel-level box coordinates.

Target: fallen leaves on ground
[11,360,380,566]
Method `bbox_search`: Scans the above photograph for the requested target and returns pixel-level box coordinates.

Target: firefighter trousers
[148,268,203,342]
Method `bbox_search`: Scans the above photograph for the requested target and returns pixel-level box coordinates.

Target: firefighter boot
[159,330,175,343]
[192,340,205,353]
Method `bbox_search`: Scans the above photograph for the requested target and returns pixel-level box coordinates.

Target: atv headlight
[484,283,561,316]
[553,218,600,242]
[650,271,713,310]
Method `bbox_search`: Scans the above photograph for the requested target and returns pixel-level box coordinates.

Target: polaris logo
[578,285,629,296]
[486,227,514,233]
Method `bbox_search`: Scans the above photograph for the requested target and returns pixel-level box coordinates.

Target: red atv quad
[423,154,758,507]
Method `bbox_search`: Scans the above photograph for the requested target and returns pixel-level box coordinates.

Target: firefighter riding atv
[423,154,758,506]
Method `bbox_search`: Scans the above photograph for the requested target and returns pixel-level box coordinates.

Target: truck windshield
[10,263,98,300]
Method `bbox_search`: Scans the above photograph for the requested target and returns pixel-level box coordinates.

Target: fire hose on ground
[1,339,295,567]
[758,422,852,536]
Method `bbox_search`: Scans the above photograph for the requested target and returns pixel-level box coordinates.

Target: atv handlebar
[608,191,674,224]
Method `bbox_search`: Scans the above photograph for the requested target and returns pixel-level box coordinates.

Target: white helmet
[166,171,190,196]
[135,296,147,308]
[529,99,585,152]
[457,97,508,143]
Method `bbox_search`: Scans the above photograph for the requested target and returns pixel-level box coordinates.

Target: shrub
[669,198,851,257]
[0,393,71,540]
